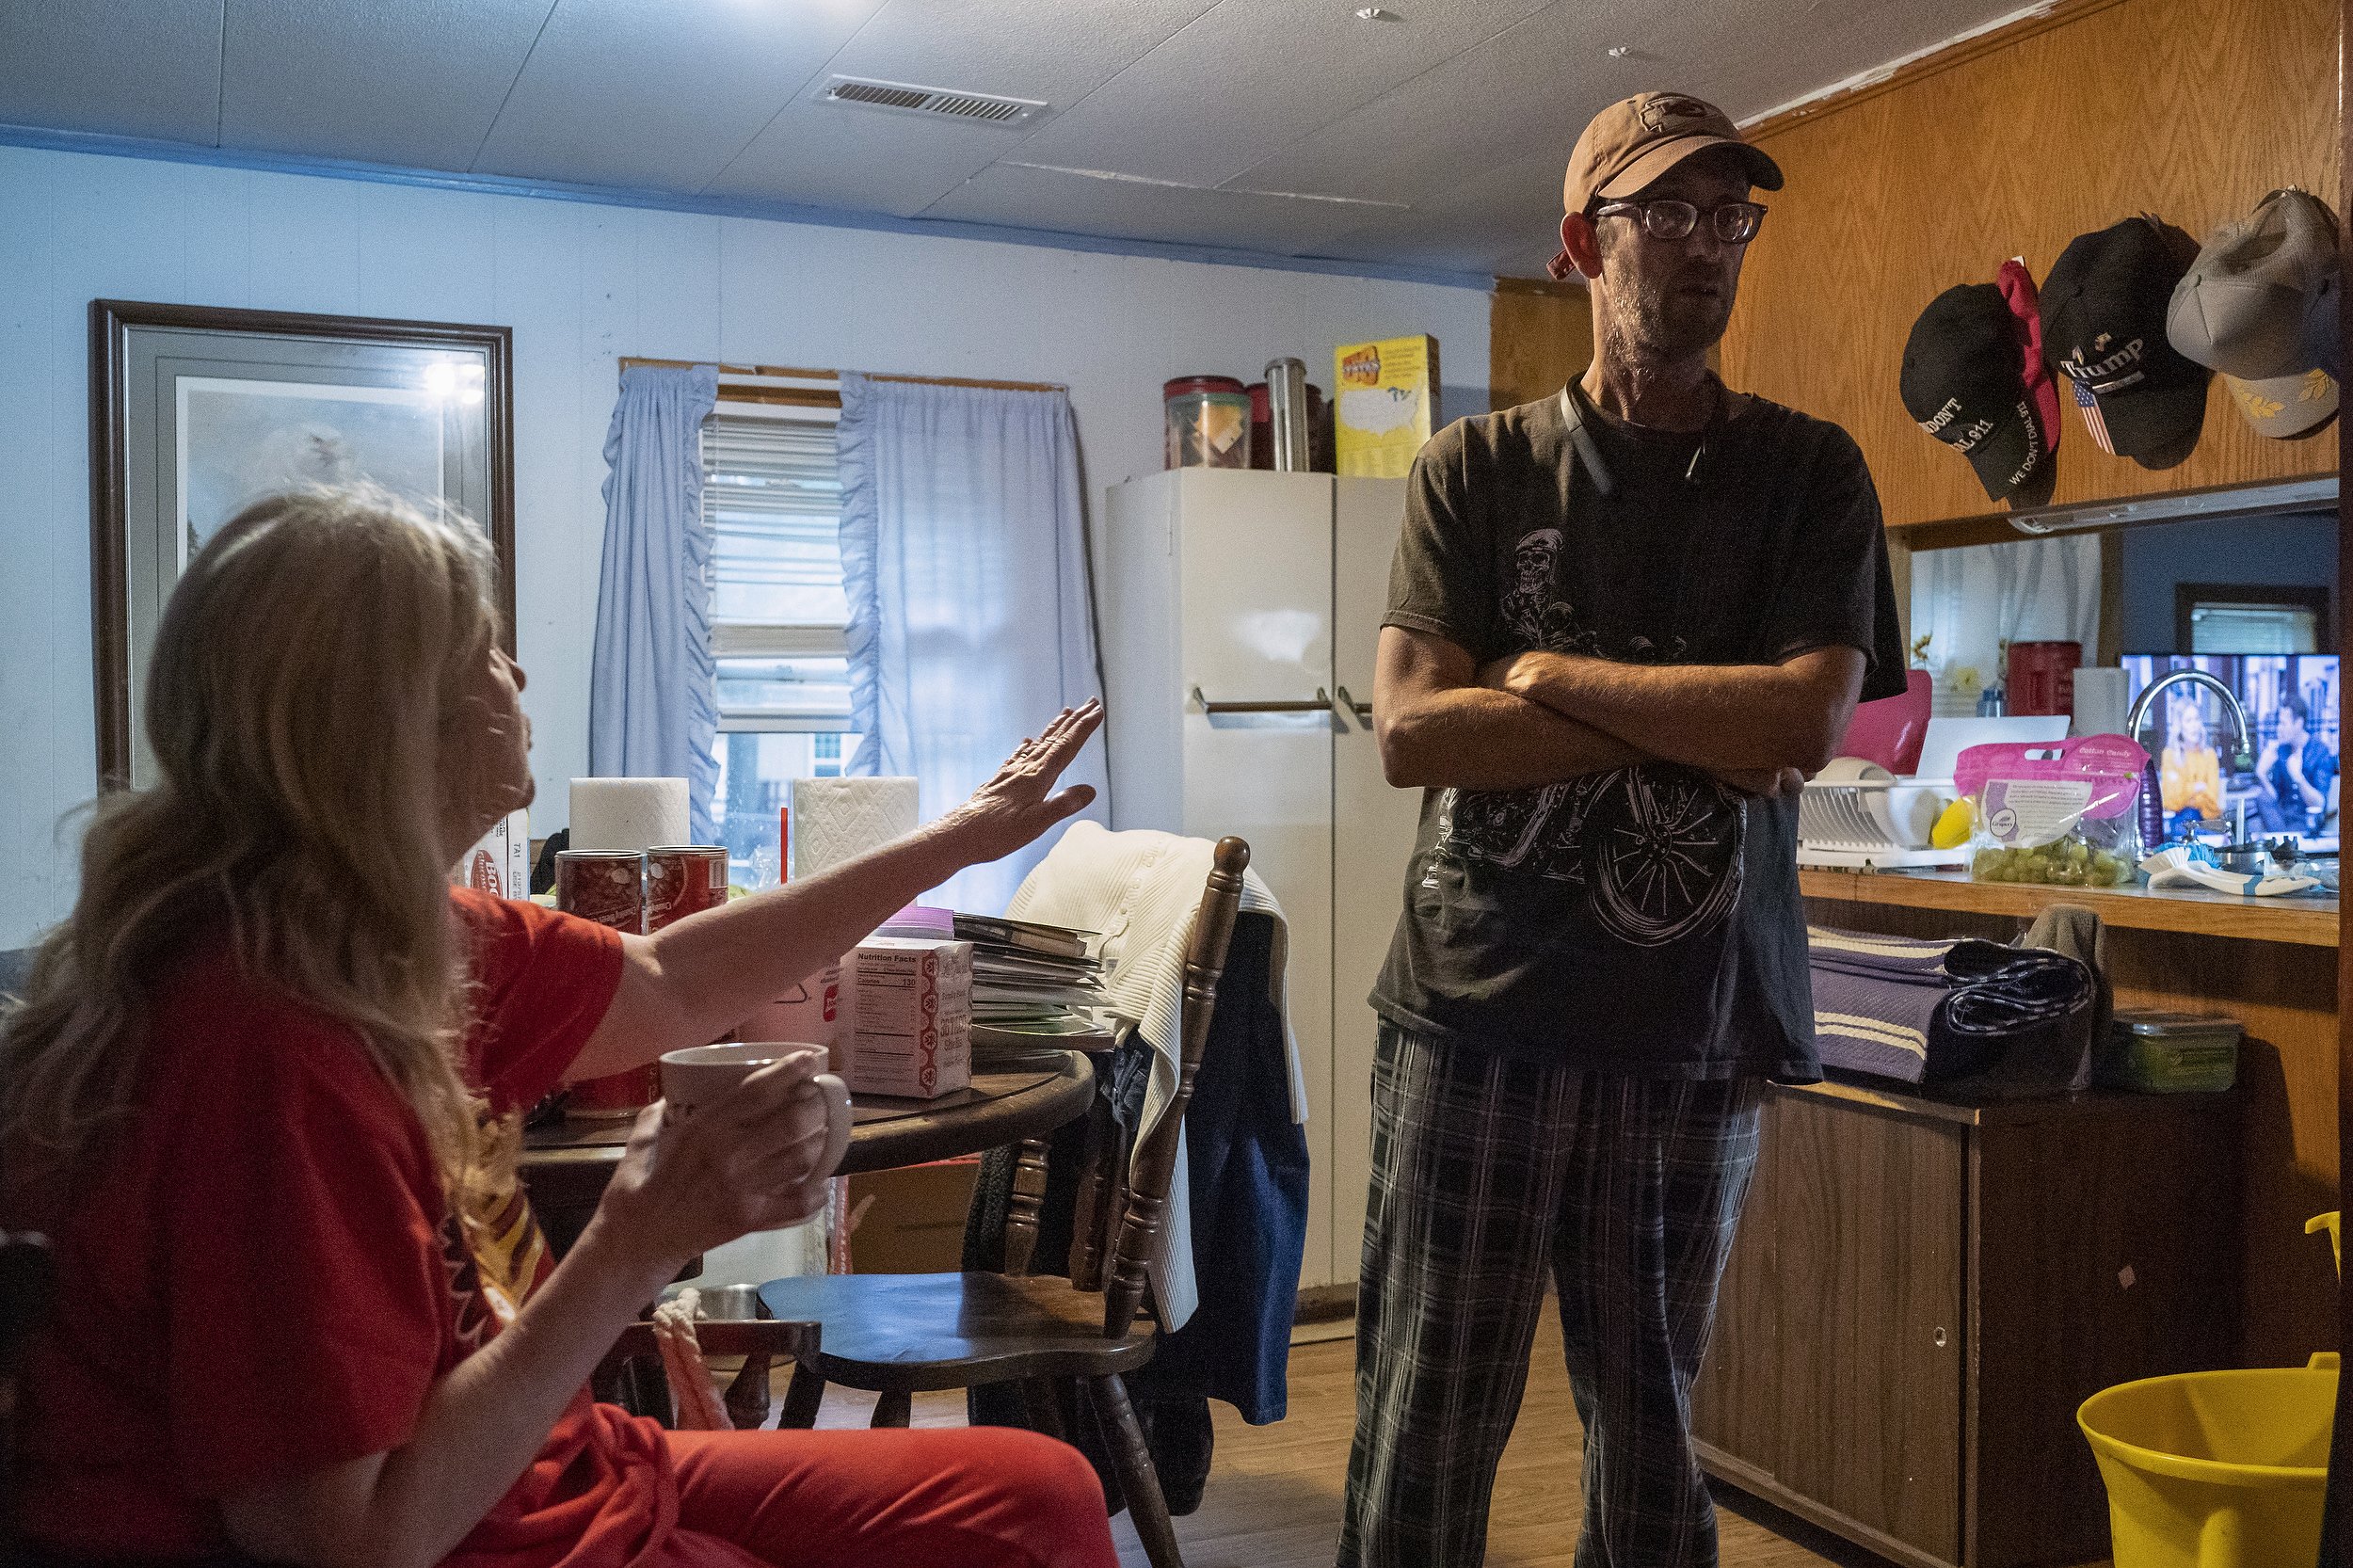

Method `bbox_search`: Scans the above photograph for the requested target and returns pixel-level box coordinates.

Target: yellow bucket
[2077,1367,2333,1568]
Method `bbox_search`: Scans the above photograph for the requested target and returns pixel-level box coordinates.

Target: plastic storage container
[1163,375,1252,469]
[2099,1010,2242,1094]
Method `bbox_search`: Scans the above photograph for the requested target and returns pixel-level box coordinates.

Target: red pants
[655,1427,1119,1568]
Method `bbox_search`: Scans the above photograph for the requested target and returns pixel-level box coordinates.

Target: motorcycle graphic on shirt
[1429,527,1745,949]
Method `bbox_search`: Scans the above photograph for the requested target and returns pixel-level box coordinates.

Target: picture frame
[89,299,515,790]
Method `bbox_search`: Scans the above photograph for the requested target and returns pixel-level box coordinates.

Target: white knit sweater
[1007,819,1303,1329]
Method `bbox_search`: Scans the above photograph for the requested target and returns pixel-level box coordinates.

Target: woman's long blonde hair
[2,486,503,1201]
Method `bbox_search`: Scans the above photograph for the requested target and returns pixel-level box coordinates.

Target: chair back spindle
[1099,837,1248,1338]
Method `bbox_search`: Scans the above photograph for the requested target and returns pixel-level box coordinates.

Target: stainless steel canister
[1264,357,1311,472]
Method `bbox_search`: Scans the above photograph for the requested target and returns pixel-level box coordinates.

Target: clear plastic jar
[1164,376,1252,469]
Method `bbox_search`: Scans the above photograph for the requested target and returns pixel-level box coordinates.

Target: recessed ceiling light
[1356,7,1401,20]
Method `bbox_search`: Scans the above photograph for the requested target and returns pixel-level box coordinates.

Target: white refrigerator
[1095,469,1424,1291]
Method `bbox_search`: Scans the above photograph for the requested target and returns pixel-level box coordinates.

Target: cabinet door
[1173,470,1339,1287]
[1329,477,1418,1288]
[1768,1093,1966,1564]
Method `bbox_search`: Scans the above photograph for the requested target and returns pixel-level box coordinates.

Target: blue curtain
[589,364,722,843]
[838,373,1109,914]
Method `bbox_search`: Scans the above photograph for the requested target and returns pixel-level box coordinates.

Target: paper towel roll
[2071,666,2130,740]
[791,776,920,879]
[570,777,690,854]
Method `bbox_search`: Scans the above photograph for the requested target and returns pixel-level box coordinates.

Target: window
[705,407,860,884]
[2175,584,2329,655]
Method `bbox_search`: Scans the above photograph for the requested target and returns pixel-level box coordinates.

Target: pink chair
[1835,668,1932,775]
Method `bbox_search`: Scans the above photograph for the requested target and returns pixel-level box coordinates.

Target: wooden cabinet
[1716,0,2338,530]
[1693,1079,2240,1568]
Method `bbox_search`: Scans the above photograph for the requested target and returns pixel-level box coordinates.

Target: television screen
[2119,654,2339,849]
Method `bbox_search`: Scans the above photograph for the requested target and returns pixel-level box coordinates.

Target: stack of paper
[953,914,1106,1032]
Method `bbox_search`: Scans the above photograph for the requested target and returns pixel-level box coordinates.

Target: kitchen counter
[1798,867,2339,947]
[1801,865,2338,1368]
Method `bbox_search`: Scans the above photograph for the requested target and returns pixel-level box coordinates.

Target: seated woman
[2,488,1117,1568]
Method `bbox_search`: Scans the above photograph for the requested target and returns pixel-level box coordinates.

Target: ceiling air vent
[822,76,1044,126]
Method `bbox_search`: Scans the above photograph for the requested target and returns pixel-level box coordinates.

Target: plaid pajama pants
[1337,1022,1765,1568]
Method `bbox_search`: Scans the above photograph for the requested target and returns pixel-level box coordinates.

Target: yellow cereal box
[1334,335,1441,478]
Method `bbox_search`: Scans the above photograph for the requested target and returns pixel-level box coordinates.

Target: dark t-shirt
[1369,385,1907,1080]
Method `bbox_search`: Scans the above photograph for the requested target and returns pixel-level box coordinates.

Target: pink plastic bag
[1956,734,2149,886]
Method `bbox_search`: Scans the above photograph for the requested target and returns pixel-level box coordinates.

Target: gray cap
[2167,187,2339,439]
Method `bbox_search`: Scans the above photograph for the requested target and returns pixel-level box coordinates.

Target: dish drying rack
[1796,773,1965,870]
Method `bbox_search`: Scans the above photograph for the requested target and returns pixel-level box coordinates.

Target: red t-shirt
[17,889,666,1568]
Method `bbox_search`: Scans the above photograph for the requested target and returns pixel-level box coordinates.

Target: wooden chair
[760,836,1251,1568]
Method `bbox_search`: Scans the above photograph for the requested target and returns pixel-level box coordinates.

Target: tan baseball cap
[1548,92,1783,276]
[1565,91,1782,214]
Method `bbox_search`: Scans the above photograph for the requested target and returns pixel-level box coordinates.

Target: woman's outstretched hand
[940,699,1104,867]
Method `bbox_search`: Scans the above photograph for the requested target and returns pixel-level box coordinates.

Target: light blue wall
[0,143,1490,946]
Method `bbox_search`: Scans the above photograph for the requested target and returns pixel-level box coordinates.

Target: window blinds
[703,414,848,628]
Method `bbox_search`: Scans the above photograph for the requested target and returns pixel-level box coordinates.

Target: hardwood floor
[802,1307,1956,1568]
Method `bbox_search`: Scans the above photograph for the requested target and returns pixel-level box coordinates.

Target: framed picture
[90,300,515,790]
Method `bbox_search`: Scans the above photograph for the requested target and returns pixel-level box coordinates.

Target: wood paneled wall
[1490,276,1593,411]
[1720,0,2340,529]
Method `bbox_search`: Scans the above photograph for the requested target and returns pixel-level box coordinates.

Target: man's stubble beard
[1618,277,1737,363]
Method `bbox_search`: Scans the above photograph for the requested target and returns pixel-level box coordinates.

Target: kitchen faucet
[2122,668,2254,843]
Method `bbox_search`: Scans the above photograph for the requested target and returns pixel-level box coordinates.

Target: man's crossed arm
[1372,625,1865,797]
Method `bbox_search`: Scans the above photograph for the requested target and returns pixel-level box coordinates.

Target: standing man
[1343,92,1907,1568]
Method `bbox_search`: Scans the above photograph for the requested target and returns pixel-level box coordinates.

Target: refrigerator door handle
[1190,684,1337,715]
[1190,685,1344,730]
[1334,684,1375,728]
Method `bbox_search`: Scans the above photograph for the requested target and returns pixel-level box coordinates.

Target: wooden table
[519,1048,1098,1249]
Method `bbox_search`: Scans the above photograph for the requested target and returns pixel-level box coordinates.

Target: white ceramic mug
[657,1041,855,1185]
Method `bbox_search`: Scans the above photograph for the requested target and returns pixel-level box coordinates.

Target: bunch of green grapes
[1970,836,2134,888]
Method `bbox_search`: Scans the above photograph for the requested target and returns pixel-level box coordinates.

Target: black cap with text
[2039,216,2210,469]
[1900,283,2057,507]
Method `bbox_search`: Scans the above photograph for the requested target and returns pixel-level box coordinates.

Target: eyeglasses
[1593,199,1768,245]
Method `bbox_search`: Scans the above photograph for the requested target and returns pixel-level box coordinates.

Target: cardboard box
[734,962,849,1075]
[845,937,972,1099]
[845,1160,983,1273]
[455,808,531,900]
[1334,334,1441,478]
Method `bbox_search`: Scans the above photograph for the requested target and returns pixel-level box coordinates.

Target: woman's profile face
[443,644,535,855]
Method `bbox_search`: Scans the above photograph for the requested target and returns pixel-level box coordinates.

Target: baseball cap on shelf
[2167,187,2340,440]
[2039,216,2211,470]
[1901,283,2058,507]
[1546,91,1783,280]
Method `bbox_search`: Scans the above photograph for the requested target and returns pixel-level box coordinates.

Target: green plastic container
[2099,1011,2241,1094]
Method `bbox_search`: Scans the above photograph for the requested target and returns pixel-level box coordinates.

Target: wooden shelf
[1799,867,2339,947]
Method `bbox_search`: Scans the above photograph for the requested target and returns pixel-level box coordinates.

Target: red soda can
[646,845,728,932]
[554,850,653,1117]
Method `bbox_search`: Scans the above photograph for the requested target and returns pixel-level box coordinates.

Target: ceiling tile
[704,102,1016,218]
[470,0,889,191]
[1007,0,1555,189]
[810,0,1212,104]
[705,0,1213,212]
[1315,150,1566,275]
[1238,0,2031,211]
[0,0,222,145]
[922,161,1385,259]
[221,0,554,171]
